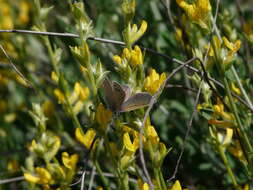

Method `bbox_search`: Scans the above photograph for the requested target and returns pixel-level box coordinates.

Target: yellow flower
[95,103,112,126]
[62,152,78,170]
[128,20,148,46]
[176,0,211,28]
[74,82,90,101]
[51,71,59,83]
[145,124,159,145]
[144,69,166,94]
[0,3,13,29]
[123,48,131,60]
[54,89,65,104]
[217,37,241,67]
[129,46,143,67]
[222,37,241,55]
[19,1,30,25]
[113,55,122,64]
[243,184,249,190]
[168,180,183,190]
[217,128,233,146]
[113,45,143,67]
[123,132,139,153]
[231,83,241,95]
[24,167,52,185]
[138,179,150,190]
[75,128,96,149]
[213,99,234,121]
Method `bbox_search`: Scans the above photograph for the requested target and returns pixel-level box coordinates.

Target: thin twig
[88,166,96,190]
[166,84,198,93]
[0,44,34,89]
[0,176,25,184]
[80,171,86,190]
[167,79,203,182]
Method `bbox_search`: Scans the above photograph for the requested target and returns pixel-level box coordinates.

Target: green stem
[231,66,253,110]
[65,96,82,129]
[94,160,112,190]
[158,169,167,190]
[223,77,253,160]
[43,37,60,76]
[154,169,162,190]
[218,145,240,190]
[43,35,82,130]
[78,20,97,97]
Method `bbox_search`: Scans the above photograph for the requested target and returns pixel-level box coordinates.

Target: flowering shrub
[0,0,253,190]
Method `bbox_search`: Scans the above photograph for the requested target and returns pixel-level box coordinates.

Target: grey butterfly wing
[103,78,117,111]
[120,84,131,101]
[120,92,152,112]
[112,81,127,111]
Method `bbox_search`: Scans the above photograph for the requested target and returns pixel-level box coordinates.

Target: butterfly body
[102,78,152,113]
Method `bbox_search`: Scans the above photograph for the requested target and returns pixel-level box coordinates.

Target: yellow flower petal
[168,180,182,190]
[75,128,96,149]
[54,89,65,104]
[62,152,79,170]
[123,132,138,152]
[95,103,112,126]
[113,55,122,64]
[144,69,166,94]
[35,167,52,184]
[24,172,40,184]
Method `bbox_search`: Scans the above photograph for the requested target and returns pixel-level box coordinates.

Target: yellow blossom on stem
[217,128,233,146]
[24,167,52,185]
[243,184,249,190]
[223,37,241,54]
[144,69,166,94]
[145,124,159,145]
[95,103,112,126]
[176,0,211,29]
[137,179,150,190]
[231,82,241,95]
[123,132,139,153]
[19,1,30,25]
[75,128,96,149]
[220,37,241,67]
[51,71,59,83]
[113,45,143,67]
[129,45,143,67]
[113,55,122,64]
[127,20,147,46]
[168,180,184,190]
[54,89,65,104]
[62,152,78,170]
[74,82,90,101]
[213,99,234,121]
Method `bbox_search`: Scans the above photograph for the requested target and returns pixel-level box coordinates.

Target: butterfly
[102,78,152,113]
